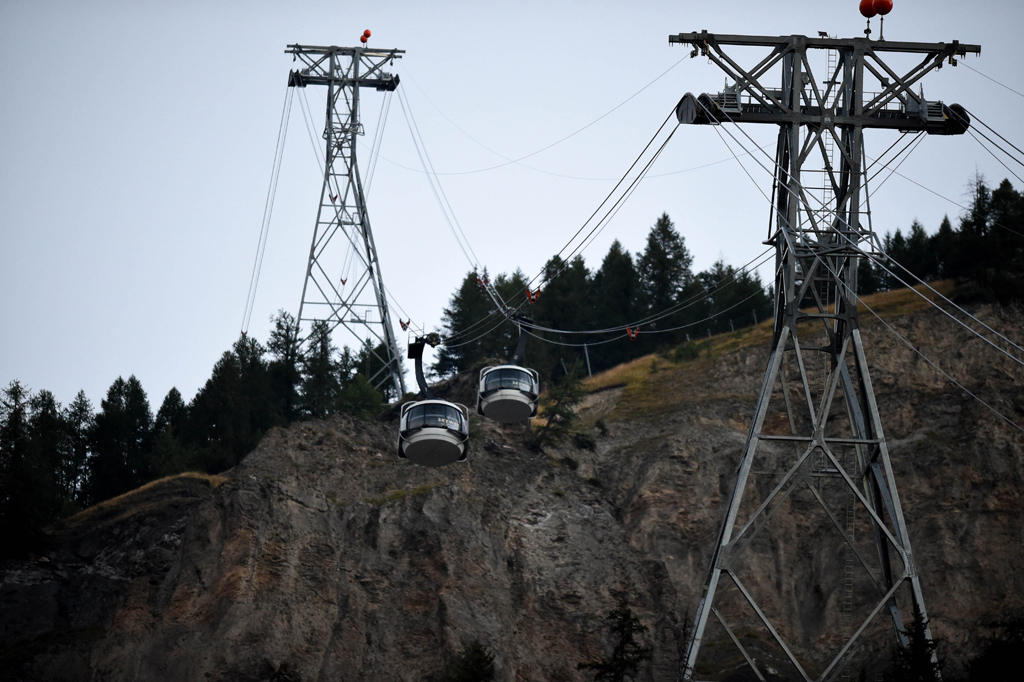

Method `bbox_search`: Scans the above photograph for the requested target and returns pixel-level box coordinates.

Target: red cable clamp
[626,326,640,340]
[526,288,541,304]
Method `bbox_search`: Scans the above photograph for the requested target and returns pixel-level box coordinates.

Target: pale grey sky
[2,0,1022,409]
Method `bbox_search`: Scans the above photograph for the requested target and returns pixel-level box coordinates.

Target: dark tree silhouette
[883,604,943,682]
[577,600,653,682]
[87,375,153,503]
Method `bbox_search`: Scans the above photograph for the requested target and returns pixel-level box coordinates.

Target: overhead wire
[397,54,691,177]
[242,86,294,335]
[720,98,1024,369]
[697,89,1024,420]
[437,105,684,345]
[832,229,1024,370]
[521,247,774,336]
[396,85,509,320]
[364,90,394,195]
[962,63,1024,100]
[964,107,1024,161]
[817,256,1024,436]
[296,85,423,338]
[968,129,1024,185]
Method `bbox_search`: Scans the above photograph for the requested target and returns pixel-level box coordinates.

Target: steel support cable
[864,134,926,200]
[242,86,294,334]
[397,54,691,177]
[698,106,1024,373]
[963,107,1024,161]
[524,272,778,348]
[562,125,682,269]
[826,228,1024,366]
[520,109,679,291]
[520,247,774,336]
[365,90,394,195]
[962,63,1024,100]
[439,108,681,345]
[460,117,684,342]
[955,113,1024,171]
[297,88,325,175]
[863,156,1024,240]
[396,87,510,317]
[440,313,513,349]
[296,87,423,342]
[817,260,1024,435]
[701,110,1024,370]
[397,86,483,268]
[967,129,1024,185]
[396,89,488,281]
[370,138,771,182]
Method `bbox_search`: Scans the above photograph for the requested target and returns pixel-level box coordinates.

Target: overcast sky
[2,0,1022,410]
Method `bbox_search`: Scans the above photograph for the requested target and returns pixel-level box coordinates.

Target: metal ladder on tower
[821,41,838,228]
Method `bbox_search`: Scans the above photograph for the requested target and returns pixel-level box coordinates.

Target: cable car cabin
[397,400,470,467]
[477,365,540,423]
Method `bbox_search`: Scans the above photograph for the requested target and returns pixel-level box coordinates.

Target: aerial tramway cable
[396,54,691,178]
[438,108,681,346]
[963,63,1024,100]
[697,91,1024,380]
[242,86,294,335]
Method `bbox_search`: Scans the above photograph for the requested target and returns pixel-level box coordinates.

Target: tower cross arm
[669,31,980,57]
[285,44,404,89]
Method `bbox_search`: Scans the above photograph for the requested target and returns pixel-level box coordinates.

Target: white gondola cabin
[398,334,470,467]
[477,365,539,423]
[397,399,469,467]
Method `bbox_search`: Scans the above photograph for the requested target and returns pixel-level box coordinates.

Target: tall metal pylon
[669,31,979,681]
[286,43,407,399]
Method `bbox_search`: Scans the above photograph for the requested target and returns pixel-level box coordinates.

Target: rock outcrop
[2,295,1022,681]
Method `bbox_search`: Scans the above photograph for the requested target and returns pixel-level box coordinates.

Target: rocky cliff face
[2,296,1022,682]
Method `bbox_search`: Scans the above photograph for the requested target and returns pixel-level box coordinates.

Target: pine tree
[188,336,273,472]
[533,255,593,380]
[695,260,772,336]
[300,321,341,418]
[338,374,383,418]
[87,376,153,503]
[592,241,639,370]
[150,387,194,477]
[966,617,1024,682]
[0,381,43,553]
[637,213,693,316]
[27,389,67,520]
[267,310,302,421]
[433,270,498,378]
[63,390,93,508]
[577,600,653,682]
[932,215,957,279]
[883,604,943,682]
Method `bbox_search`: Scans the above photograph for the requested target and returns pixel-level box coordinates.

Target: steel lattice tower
[287,43,407,398]
[669,31,979,681]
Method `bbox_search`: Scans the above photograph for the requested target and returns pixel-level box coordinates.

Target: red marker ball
[360,35,368,43]
[859,0,877,17]
[873,0,893,15]
[363,29,372,37]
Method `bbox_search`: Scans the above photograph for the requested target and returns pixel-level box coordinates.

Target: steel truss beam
[669,32,979,681]
[286,43,407,399]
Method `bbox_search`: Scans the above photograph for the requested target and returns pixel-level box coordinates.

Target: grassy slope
[578,281,956,422]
